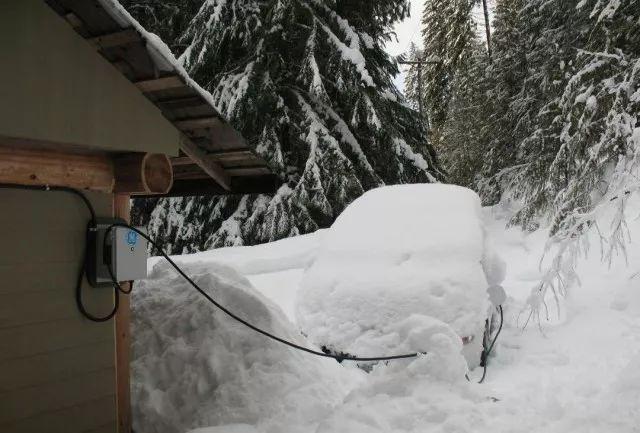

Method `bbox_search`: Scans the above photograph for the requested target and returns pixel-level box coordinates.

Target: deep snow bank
[184,316,483,433]
[130,194,640,433]
[475,199,640,433]
[295,184,495,361]
[131,260,360,433]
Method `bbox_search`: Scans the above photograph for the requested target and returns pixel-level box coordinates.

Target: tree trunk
[482,0,492,62]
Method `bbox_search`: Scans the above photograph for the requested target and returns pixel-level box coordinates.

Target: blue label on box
[126,230,138,246]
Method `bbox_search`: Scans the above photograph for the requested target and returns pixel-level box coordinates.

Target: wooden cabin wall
[0,189,118,433]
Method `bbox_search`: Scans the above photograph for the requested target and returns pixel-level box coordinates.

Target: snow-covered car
[295,184,506,368]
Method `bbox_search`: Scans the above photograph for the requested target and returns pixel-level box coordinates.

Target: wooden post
[114,194,132,433]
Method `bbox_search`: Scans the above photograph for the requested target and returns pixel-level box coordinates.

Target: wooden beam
[226,166,272,177]
[170,150,257,167]
[220,159,267,169]
[143,175,283,197]
[177,119,252,153]
[112,60,135,77]
[172,162,209,180]
[0,142,174,195]
[174,117,222,131]
[210,149,253,156]
[89,29,141,50]
[0,144,115,192]
[113,194,132,433]
[210,149,255,162]
[157,96,208,111]
[173,171,209,181]
[197,120,249,151]
[64,12,84,29]
[134,76,184,93]
[170,156,196,167]
[179,136,231,190]
[184,129,213,139]
[172,153,268,180]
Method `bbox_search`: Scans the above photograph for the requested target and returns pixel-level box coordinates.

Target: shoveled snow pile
[130,260,360,433]
[183,316,481,433]
[295,184,499,365]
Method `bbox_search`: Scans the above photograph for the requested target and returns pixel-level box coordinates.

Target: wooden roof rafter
[44,0,282,197]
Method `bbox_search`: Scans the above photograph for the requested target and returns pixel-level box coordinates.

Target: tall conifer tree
[420,0,476,133]
[122,0,443,253]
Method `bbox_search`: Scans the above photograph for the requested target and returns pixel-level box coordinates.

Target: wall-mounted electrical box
[87,218,148,287]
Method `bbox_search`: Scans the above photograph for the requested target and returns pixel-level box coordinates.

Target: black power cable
[1,183,506,370]
[478,305,503,384]
[0,184,119,322]
[102,238,133,295]
[0,183,97,221]
[104,223,421,363]
[0,184,420,362]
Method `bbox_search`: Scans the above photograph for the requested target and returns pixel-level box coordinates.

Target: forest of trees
[406,0,639,231]
[124,0,639,294]
[404,0,639,314]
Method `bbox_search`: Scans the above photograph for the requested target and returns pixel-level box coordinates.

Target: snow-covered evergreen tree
[420,0,477,132]
[403,42,427,117]
[510,0,640,322]
[462,0,639,318]
[477,0,639,233]
[534,0,639,235]
[403,0,489,188]
[486,0,586,226]
[474,0,528,205]
[123,0,443,253]
[437,38,490,188]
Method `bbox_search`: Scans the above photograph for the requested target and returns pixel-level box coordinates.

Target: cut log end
[114,153,173,195]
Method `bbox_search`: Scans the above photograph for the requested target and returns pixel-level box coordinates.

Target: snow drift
[130,260,359,433]
[128,194,640,433]
[295,184,502,365]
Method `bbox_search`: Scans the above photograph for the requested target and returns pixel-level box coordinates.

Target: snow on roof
[97,0,219,110]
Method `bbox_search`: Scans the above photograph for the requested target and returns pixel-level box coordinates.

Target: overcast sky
[386,1,495,93]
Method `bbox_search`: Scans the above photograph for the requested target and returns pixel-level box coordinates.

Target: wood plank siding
[0,189,117,433]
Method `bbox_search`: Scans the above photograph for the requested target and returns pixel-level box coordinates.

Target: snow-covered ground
[132,196,640,433]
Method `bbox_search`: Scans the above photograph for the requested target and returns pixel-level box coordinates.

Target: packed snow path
[133,204,640,433]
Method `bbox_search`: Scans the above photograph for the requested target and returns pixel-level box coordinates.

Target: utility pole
[398,56,440,130]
